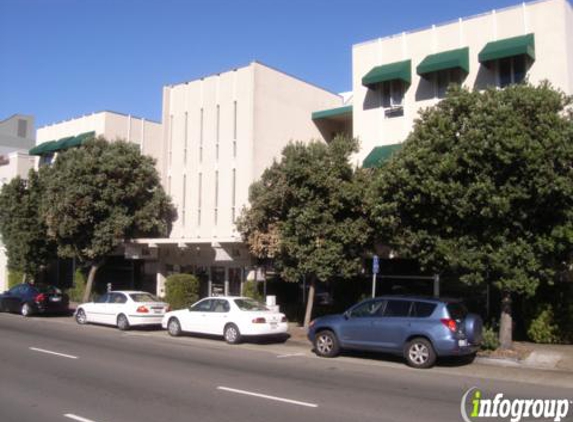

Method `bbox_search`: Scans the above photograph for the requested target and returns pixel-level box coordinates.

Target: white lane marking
[64,414,98,422]
[29,347,78,360]
[277,352,305,359]
[217,386,318,408]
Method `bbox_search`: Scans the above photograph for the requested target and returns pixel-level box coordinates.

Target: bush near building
[164,274,200,310]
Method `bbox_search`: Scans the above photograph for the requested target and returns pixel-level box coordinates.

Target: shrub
[242,280,263,302]
[481,325,500,351]
[8,269,24,288]
[527,305,559,344]
[67,270,87,303]
[165,274,200,310]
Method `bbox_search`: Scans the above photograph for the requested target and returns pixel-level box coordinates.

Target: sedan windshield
[129,293,159,303]
[234,298,268,311]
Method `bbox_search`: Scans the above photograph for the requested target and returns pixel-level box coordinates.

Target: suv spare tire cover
[464,314,483,345]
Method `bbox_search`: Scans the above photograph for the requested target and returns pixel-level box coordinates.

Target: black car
[0,283,69,316]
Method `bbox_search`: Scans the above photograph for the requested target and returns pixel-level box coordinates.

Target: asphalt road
[0,313,571,422]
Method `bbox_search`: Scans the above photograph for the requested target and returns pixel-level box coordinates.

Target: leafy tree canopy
[0,170,56,279]
[40,137,175,300]
[238,135,372,283]
[370,82,573,298]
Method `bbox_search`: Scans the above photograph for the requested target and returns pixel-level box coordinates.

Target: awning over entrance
[311,105,353,121]
[362,143,402,168]
[29,131,96,156]
[362,60,412,88]
[478,33,535,64]
[417,47,470,77]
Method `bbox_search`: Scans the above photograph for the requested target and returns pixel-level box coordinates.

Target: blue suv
[308,296,482,368]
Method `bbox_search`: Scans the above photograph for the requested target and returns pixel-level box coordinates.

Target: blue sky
[1,0,529,127]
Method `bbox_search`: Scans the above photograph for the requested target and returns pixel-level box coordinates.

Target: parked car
[75,291,169,330]
[162,296,288,344]
[0,283,69,317]
[307,295,482,368]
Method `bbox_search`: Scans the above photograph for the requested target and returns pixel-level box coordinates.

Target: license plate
[270,322,278,329]
[153,309,162,314]
[458,339,468,347]
[50,297,61,302]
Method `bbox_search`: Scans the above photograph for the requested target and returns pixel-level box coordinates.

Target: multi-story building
[129,61,342,297]
[32,111,162,167]
[312,0,573,167]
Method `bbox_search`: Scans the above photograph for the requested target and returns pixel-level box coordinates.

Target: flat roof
[38,110,160,130]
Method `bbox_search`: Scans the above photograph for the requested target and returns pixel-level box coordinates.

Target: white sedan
[75,290,169,330]
[161,296,288,344]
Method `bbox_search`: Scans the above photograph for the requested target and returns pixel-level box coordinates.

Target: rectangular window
[214,170,219,225]
[381,81,404,118]
[182,175,187,226]
[499,56,527,88]
[199,108,204,163]
[216,105,220,161]
[184,111,188,166]
[436,68,462,99]
[197,172,202,226]
[231,168,236,222]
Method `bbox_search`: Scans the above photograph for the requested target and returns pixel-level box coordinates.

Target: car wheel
[405,337,436,369]
[167,318,182,337]
[117,314,130,331]
[75,309,87,325]
[224,323,242,344]
[314,330,340,358]
[21,303,33,317]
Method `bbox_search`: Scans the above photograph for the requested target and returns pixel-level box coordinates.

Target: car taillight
[35,293,46,302]
[441,318,457,333]
[281,316,287,323]
[252,317,266,324]
[165,305,171,312]
[309,320,315,328]
[136,306,149,313]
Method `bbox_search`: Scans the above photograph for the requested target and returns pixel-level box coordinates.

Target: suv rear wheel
[405,337,436,368]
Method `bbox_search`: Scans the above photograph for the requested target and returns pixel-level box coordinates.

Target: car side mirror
[344,311,351,320]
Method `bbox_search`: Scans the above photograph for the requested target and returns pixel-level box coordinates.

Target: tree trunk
[499,291,513,350]
[82,262,102,303]
[303,278,316,329]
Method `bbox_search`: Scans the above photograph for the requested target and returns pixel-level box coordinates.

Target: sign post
[371,255,379,298]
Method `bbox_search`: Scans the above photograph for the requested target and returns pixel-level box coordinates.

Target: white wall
[352,0,573,164]
[0,152,35,186]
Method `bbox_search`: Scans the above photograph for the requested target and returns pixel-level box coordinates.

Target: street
[0,314,571,422]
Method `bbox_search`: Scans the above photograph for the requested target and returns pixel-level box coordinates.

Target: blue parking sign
[372,255,379,274]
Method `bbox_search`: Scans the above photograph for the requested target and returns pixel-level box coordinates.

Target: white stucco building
[33,111,162,167]
[130,61,342,297]
[312,0,573,167]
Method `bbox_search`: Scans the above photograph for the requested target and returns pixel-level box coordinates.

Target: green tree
[0,170,56,282]
[41,137,176,302]
[370,83,573,349]
[237,136,372,327]
[164,273,200,310]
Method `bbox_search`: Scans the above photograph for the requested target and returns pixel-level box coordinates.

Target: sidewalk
[288,323,573,373]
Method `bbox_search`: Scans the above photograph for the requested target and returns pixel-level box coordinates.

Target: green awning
[362,60,412,88]
[29,131,96,156]
[363,144,402,168]
[312,105,352,120]
[417,47,469,77]
[478,33,535,64]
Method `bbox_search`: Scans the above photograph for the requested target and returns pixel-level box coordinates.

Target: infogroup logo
[461,387,571,422]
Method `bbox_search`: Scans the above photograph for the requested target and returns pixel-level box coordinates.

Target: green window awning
[417,47,470,77]
[478,33,535,64]
[29,131,96,156]
[312,105,352,120]
[362,60,412,88]
[362,143,402,168]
